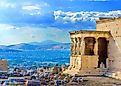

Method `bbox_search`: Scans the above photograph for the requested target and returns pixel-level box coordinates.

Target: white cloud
[22,2,49,16]
[0,24,18,31]
[22,4,41,15]
[22,5,41,11]
[0,1,15,8]
[54,10,121,23]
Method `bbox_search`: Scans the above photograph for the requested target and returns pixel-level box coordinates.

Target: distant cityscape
[0,40,70,50]
[0,40,71,85]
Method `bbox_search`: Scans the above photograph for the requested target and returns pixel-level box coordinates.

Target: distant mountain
[0,45,21,52]
[7,43,38,50]
[0,45,7,49]
[30,40,61,45]
[37,43,71,50]
[0,40,71,51]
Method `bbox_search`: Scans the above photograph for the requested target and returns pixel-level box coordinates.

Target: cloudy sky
[0,0,121,45]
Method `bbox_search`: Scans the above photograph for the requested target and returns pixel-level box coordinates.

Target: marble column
[74,38,77,68]
[69,56,73,69]
[94,37,98,55]
[78,57,82,70]
[70,38,77,68]
[74,38,77,55]
[75,37,81,69]
[71,38,76,55]
[81,37,85,55]
[71,38,74,56]
[70,38,74,69]
[106,38,109,68]
[76,37,81,55]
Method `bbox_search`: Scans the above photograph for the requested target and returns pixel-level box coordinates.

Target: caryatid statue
[71,38,76,55]
[76,37,81,55]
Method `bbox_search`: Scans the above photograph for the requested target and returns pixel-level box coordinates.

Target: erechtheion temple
[64,17,121,79]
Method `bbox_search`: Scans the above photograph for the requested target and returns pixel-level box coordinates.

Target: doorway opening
[84,37,95,55]
[97,38,108,68]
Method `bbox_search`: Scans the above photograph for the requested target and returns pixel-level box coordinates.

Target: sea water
[0,50,70,69]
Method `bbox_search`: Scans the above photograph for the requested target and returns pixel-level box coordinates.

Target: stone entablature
[70,30,110,39]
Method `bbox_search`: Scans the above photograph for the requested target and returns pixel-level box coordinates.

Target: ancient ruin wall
[0,60,8,71]
[96,18,121,72]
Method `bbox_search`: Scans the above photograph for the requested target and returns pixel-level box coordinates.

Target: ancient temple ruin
[64,17,121,78]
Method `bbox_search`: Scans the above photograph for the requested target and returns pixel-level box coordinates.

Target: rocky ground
[69,76,121,86]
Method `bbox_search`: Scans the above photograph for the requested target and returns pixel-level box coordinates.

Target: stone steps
[63,68,108,76]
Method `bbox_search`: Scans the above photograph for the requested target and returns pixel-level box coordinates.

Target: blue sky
[0,0,121,45]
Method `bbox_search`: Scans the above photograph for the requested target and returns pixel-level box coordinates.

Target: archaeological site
[64,17,121,80]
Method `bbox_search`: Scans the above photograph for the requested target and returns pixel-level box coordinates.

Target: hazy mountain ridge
[0,40,71,51]
[30,40,61,45]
